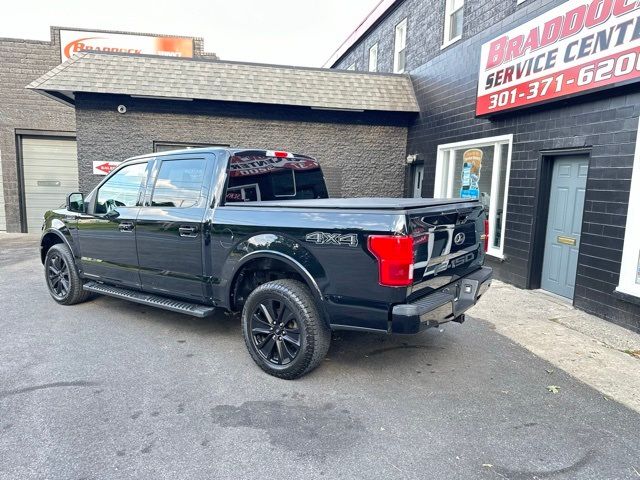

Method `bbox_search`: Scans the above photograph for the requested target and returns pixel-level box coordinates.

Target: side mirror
[66,192,84,213]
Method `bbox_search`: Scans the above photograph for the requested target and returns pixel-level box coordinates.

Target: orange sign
[60,29,194,62]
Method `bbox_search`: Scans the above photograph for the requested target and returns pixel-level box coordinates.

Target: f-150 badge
[305,232,358,247]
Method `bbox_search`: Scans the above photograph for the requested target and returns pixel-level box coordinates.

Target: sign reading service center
[477,0,640,116]
[60,30,194,62]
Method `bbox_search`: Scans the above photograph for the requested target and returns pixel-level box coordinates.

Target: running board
[83,281,216,318]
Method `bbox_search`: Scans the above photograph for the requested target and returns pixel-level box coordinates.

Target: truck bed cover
[229,197,476,210]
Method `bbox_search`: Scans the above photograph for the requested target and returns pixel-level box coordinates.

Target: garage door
[22,137,78,233]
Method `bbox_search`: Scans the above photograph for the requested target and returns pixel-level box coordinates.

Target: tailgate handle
[179,226,199,238]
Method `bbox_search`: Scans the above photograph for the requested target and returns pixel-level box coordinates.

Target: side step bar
[83,281,216,318]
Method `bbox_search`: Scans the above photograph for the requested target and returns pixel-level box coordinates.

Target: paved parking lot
[1,235,639,479]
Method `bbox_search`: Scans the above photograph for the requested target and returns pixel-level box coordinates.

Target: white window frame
[393,18,408,74]
[434,134,513,259]
[442,0,464,49]
[346,63,356,71]
[616,117,640,298]
[369,43,379,72]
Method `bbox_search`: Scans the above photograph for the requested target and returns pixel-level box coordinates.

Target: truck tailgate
[409,201,486,291]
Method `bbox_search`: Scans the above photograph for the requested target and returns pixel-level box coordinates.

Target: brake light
[368,235,414,287]
[483,219,489,252]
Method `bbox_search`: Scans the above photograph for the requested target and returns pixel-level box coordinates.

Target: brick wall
[333,0,640,332]
[74,93,410,199]
[0,27,217,232]
[0,36,76,232]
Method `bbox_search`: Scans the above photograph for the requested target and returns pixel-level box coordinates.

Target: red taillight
[368,235,414,287]
[483,219,489,253]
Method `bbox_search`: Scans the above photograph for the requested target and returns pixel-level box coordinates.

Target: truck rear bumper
[391,267,492,334]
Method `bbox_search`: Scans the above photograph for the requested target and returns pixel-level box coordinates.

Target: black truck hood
[230,198,476,210]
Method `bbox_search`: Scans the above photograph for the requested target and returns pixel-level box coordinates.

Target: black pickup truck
[40,148,492,379]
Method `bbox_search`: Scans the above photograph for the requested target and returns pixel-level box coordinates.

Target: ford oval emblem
[454,232,466,246]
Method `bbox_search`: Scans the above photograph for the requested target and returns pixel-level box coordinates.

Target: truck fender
[40,224,78,265]
[233,250,324,300]
[223,235,330,324]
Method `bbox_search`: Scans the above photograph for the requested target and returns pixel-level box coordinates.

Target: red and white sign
[93,161,121,176]
[60,29,194,62]
[477,0,640,116]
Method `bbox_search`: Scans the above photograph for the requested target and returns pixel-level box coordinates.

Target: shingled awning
[27,51,419,113]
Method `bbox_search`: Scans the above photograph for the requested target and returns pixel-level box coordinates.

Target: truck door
[135,154,214,302]
[77,160,150,288]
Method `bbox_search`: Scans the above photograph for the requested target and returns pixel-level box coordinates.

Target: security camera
[117,105,127,114]
[406,154,418,164]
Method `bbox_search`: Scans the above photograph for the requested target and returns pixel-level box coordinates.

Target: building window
[617,117,640,298]
[443,0,464,47]
[434,135,513,258]
[393,18,408,73]
[369,43,379,72]
[346,63,356,71]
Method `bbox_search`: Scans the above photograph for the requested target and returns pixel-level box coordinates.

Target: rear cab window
[224,151,328,203]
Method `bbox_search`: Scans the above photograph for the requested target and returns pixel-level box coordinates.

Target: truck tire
[242,279,331,379]
[44,243,91,306]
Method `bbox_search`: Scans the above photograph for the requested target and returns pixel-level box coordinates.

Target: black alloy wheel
[250,299,301,366]
[43,243,92,305]
[241,279,331,379]
[46,251,70,299]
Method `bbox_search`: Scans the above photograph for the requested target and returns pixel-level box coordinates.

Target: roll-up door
[21,137,78,232]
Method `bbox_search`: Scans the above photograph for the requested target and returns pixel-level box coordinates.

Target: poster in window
[460,149,483,199]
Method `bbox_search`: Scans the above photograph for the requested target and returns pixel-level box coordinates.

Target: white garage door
[22,137,78,233]
[0,149,6,231]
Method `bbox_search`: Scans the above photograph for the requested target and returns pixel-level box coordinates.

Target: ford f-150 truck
[40,148,492,379]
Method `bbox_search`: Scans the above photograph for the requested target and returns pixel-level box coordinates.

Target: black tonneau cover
[230,198,475,210]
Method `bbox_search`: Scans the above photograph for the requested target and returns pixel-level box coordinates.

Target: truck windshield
[224,151,329,203]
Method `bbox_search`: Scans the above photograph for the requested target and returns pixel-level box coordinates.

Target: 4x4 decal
[305,232,359,247]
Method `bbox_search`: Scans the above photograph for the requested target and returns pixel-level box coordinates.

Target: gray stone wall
[0,36,76,232]
[74,94,409,198]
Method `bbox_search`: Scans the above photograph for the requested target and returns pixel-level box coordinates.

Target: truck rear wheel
[241,279,330,379]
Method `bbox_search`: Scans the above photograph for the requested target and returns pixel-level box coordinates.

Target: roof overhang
[26,51,420,114]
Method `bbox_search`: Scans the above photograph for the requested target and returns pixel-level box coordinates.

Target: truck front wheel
[44,243,91,305]
[241,279,330,379]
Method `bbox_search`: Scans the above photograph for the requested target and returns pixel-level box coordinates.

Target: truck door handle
[179,226,199,238]
[119,222,135,232]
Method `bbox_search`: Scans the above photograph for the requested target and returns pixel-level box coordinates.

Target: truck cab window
[225,152,328,203]
[95,162,148,214]
[150,159,206,208]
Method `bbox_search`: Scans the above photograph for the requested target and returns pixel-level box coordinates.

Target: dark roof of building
[27,51,419,113]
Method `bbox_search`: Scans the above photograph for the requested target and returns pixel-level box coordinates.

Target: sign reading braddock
[59,29,194,62]
[476,0,640,116]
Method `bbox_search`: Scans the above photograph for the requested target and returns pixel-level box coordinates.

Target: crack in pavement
[0,381,100,399]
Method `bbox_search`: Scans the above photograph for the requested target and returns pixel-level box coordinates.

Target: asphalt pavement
[1,235,639,479]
